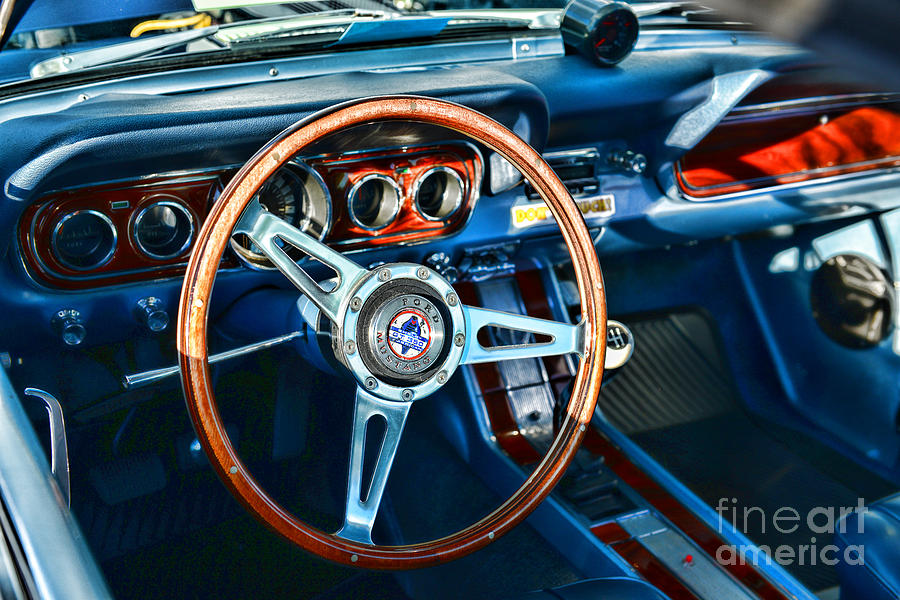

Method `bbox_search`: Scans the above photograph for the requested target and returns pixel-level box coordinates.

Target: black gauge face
[591,8,638,65]
[52,210,117,270]
[133,200,194,260]
[231,162,331,268]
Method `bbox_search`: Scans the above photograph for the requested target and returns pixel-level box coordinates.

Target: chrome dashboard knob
[135,297,169,333]
[424,252,460,284]
[52,309,86,346]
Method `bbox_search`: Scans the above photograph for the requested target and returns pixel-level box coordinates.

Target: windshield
[0,0,676,86]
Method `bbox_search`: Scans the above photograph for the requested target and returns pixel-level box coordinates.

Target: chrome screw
[378,269,391,282]
[436,371,448,384]
[350,297,363,312]
[416,267,430,280]
[446,293,458,307]
[401,389,414,401]
[365,377,378,390]
[454,333,465,347]
[345,340,357,355]
[269,66,279,77]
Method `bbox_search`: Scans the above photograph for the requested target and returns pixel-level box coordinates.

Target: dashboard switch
[608,149,647,175]
[52,309,86,346]
[425,252,460,284]
[135,297,169,333]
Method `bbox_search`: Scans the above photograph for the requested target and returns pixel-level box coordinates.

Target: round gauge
[347,174,401,231]
[561,0,638,67]
[52,210,117,271]
[589,7,638,66]
[132,199,195,260]
[231,161,331,268]
[413,167,464,221]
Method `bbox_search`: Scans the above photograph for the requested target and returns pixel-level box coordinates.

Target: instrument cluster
[18,143,482,288]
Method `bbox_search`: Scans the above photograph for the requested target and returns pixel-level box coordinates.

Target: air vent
[526,148,600,200]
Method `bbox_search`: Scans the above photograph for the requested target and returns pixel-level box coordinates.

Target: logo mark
[387,309,432,361]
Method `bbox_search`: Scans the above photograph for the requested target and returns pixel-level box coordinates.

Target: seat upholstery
[520,577,669,600]
[835,492,900,600]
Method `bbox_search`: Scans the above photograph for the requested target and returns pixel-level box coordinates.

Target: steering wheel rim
[178,96,607,569]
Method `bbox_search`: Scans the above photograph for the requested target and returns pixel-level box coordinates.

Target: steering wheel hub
[339,263,465,401]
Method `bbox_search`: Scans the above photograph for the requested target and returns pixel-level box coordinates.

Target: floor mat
[386,404,583,600]
[103,513,410,600]
[600,309,896,592]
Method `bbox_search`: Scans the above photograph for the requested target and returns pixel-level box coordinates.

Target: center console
[449,266,815,600]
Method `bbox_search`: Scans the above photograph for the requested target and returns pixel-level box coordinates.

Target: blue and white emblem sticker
[387,309,432,361]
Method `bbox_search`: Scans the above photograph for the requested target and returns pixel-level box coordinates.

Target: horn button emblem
[369,294,445,376]
[387,309,432,360]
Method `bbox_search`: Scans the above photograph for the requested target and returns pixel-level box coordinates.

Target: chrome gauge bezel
[51,209,118,271]
[131,197,196,260]
[412,166,466,222]
[346,174,402,232]
[230,160,332,270]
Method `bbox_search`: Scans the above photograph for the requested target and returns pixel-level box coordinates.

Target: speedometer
[231,161,331,268]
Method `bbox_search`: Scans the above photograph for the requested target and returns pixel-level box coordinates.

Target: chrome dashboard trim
[130,198,196,261]
[49,209,117,272]
[346,173,403,232]
[412,166,465,222]
[0,35,565,124]
[229,158,333,271]
[673,158,900,202]
[726,92,900,121]
[20,169,227,286]
[541,147,600,161]
[328,141,483,248]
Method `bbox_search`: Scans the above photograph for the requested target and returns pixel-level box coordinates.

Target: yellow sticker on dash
[511,194,615,229]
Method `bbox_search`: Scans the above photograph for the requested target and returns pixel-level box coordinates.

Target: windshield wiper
[30,25,220,78]
[27,9,547,80]
[217,10,535,48]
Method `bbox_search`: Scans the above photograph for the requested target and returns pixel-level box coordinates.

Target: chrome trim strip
[727,92,900,120]
[22,169,225,285]
[0,35,565,125]
[131,198,196,261]
[123,330,303,389]
[618,512,757,600]
[50,209,118,271]
[675,160,900,202]
[0,369,112,599]
[542,147,599,161]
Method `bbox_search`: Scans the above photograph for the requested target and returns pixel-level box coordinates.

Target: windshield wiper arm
[30,25,219,78]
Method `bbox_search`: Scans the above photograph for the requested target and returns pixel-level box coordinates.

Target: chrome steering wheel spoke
[335,386,412,545]
[234,197,368,323]
[460,305,585,364]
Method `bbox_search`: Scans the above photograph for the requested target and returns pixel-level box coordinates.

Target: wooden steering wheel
[178,96,607,570]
